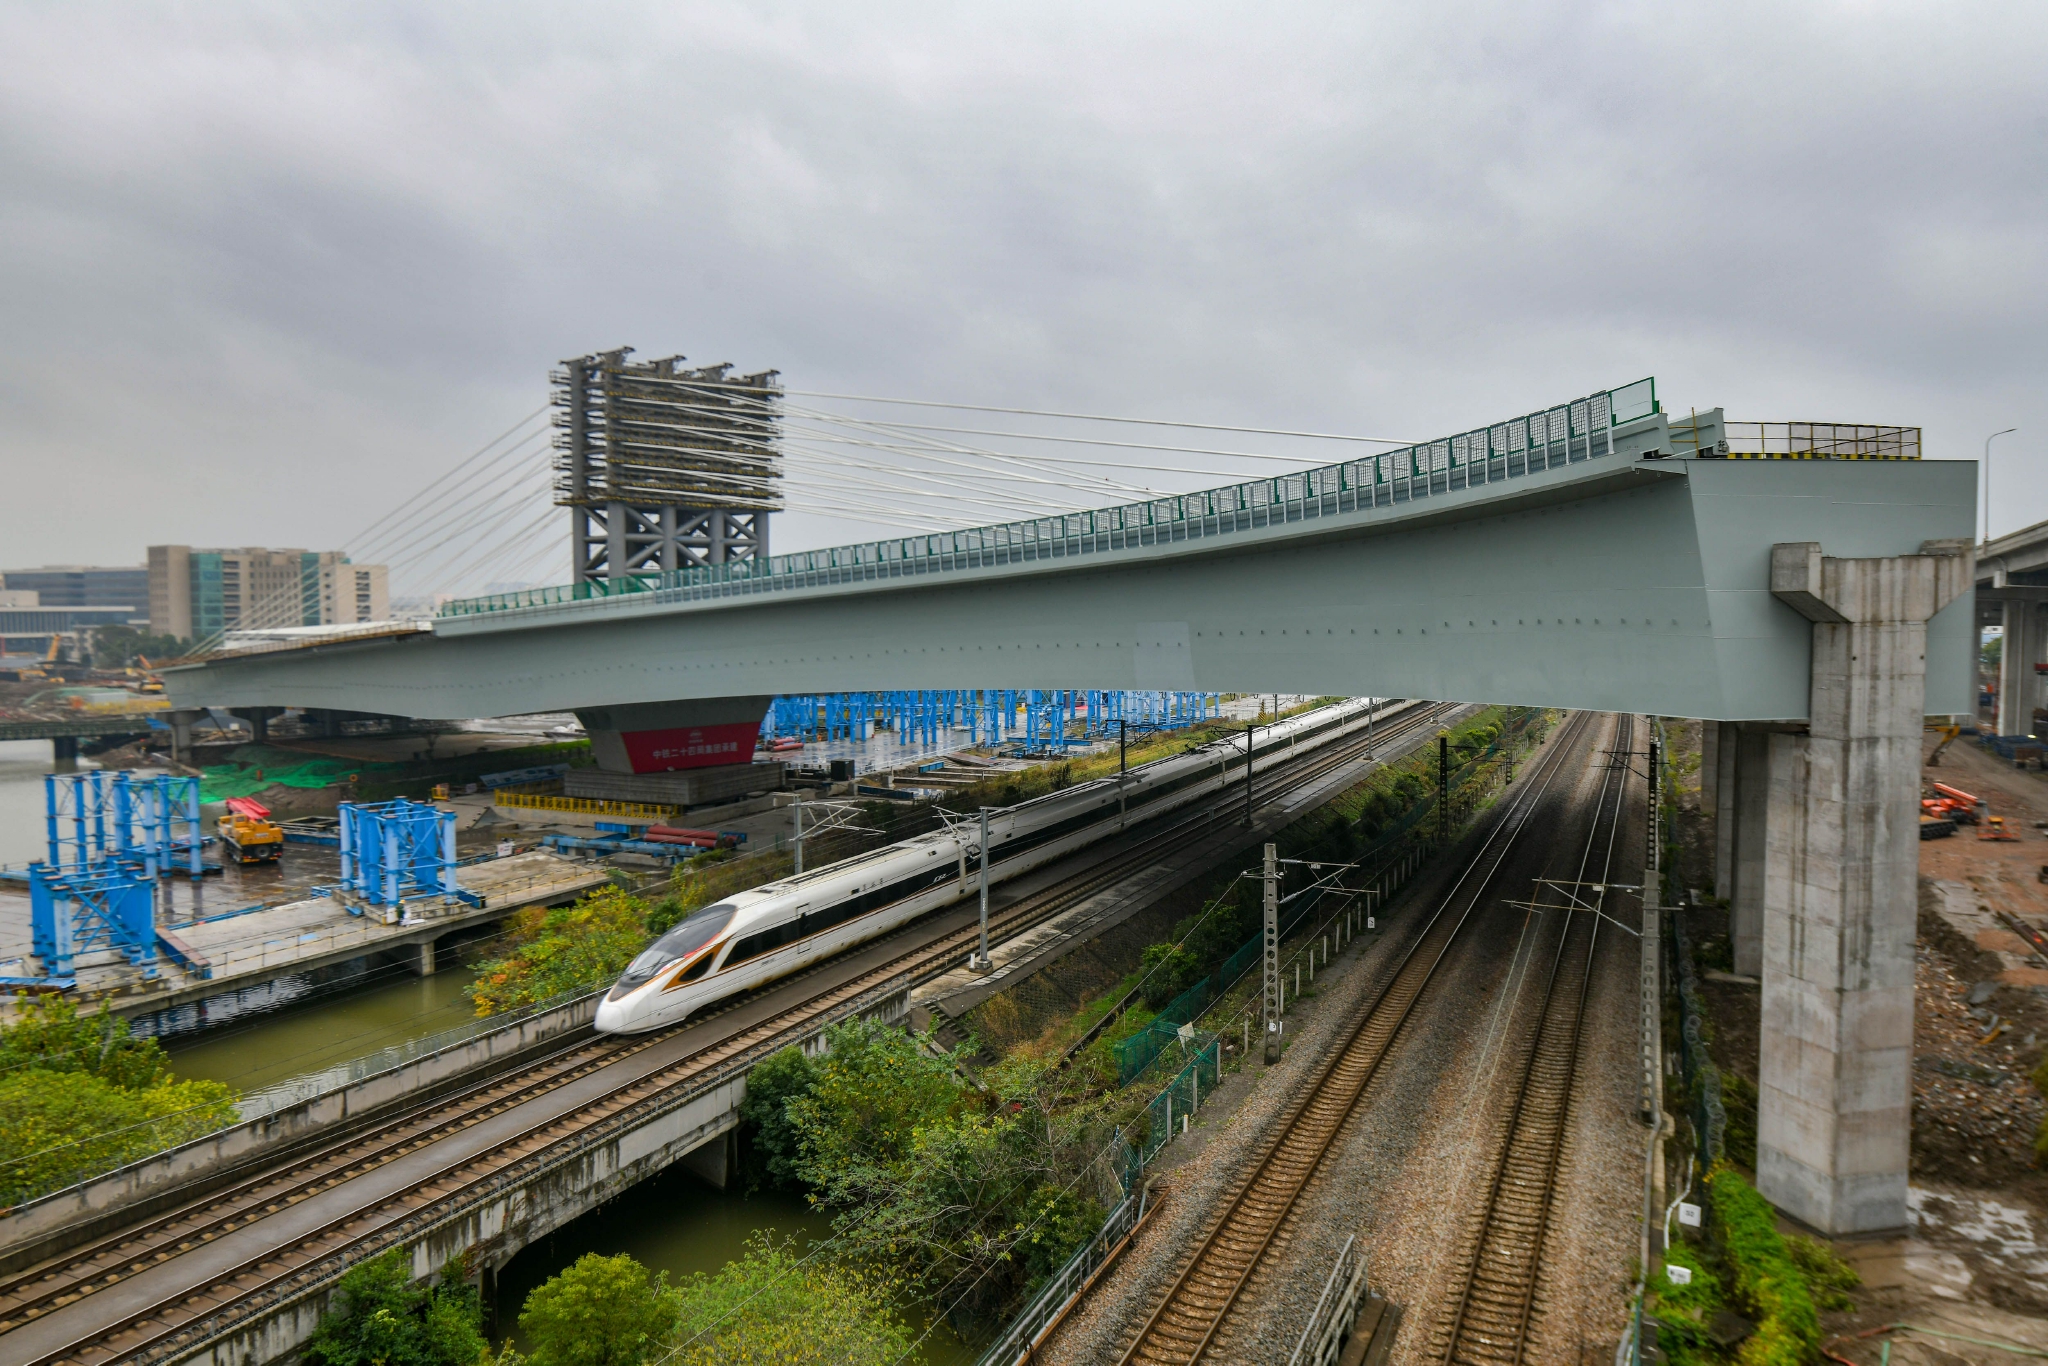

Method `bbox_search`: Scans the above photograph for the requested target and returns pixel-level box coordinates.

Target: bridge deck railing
[438,379,1659,620]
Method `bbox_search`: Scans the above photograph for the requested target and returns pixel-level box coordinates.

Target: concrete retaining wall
[0,993,602,1274]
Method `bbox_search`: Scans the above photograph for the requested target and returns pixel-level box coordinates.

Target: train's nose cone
[594,994,629,1034]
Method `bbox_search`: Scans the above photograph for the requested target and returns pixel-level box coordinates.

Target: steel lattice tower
[554,348,784,583]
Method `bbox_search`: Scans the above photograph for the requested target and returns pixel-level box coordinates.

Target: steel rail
[3,702,1442,1366]
[1112,710,1601,1366]
[1436,714,1635,1366]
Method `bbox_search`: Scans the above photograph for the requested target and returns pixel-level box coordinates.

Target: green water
[492,1162,980,1365]
[163,963,483,1094]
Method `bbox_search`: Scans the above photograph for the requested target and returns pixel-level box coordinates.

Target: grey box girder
[166,458,1976,724]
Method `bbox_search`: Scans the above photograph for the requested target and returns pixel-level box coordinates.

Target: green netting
[197,745,402,802]
[1115,933,1262,1083]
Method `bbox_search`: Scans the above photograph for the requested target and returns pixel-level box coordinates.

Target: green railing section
[440,379,1658,619]
[1138,1039,1223,1165]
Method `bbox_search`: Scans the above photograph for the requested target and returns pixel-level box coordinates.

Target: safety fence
[235,984,601,1117]
[1138,1038,1224,1163]
[492,788,681,820]
[1291,1235,1370,1366]
[441,381,1658,620]
[1670,915,1726,1169]
[971,1150,1149,1366]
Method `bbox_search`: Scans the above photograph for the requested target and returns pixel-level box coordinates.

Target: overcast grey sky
[3,2,2044,588]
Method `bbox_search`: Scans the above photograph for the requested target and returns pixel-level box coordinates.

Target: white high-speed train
[593,696,1409,1034]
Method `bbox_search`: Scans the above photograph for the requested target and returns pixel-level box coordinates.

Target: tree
[669,1237,914,1366]
[784,1017,964,1185]
[0,1070,239,1204]
[83,624,191,668]
[0,993,172,1088]
[304,1249,488,1366]
[0,995,239,1205]
[517,1252,677,1366]
[737,1045,818,1191]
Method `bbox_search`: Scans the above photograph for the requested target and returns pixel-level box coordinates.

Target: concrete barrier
[0,992,601,1273]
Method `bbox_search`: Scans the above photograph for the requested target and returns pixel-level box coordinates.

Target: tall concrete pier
[1755,539,1971,1234]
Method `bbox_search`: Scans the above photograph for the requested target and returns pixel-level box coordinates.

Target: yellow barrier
[493,790,681,820]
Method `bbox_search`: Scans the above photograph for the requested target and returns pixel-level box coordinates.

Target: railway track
[1432,713,1635,1366]
[1112,709,1604,1366]
[0,699,1445,1366]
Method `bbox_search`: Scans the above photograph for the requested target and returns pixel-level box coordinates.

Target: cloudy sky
[3,2,2043,593]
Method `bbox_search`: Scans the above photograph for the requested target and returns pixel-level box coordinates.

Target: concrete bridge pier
[167,708,205,764]
[395,938,438,977]
[1981,586,2048,737]
[1756,539,1971,1235]
[49,735,79,770]
[1725,725,1773,977]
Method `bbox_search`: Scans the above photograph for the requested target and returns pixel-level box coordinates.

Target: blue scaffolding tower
[337,800,475,909]
[43,770,205,877]
[23,772,204,982]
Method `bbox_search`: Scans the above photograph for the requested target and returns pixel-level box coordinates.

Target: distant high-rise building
[148,546,388,639]
[0,565,149,623]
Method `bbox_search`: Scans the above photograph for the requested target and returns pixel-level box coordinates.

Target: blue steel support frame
[755,689,1220,751]
[29,862,157,978]
[337,799,474,909]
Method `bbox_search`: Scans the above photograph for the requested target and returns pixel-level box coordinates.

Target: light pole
[1985,428,2018,546]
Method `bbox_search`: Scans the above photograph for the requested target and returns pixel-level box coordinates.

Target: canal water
[0,738,71,867]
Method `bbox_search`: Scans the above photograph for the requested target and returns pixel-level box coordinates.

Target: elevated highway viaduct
[162,379,1973,1243]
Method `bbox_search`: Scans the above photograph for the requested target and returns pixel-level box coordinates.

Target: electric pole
[1118,719,1128,827]
[1244,724,1255,827]
[1262,842,1281,1063]
[969,808,992,972]
[1438,732,1451,847]
[792,792,803,875]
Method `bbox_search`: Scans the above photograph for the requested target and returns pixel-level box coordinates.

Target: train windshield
[609,904,737,997]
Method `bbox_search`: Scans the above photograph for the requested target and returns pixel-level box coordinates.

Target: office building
[148,546,389,639]
[0,566,149,623]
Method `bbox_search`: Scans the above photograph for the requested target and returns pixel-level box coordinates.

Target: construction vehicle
[1923,782,1984,825]
[4,637,63,684]
[1981,814,2020,842]
[218,797,284,864]
[1926,718,1963,766]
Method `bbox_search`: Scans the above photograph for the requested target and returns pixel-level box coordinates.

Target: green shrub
[669,1236,914,1365]
[2034,1054,2048,1164]
[0,1070,241,1204]
[517,1252,678,1366]
[1708,1164,1818,1366]
[468,886,653,1015]
[304,1249,487,1366]
[0,994,173,1088]
[1648,1239,1729,1366]
[0,995,241,1205]
[1784,1233,1860,1312]
[738,1045,819,1191]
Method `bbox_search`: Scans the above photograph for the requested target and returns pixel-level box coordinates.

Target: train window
[611,904,737,997]
[724,919,795,968]
[664,951,717,989]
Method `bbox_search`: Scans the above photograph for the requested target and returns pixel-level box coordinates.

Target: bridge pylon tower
[554,348,784,585]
